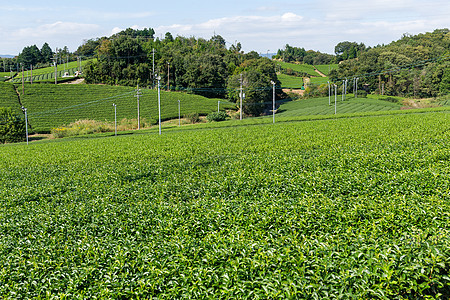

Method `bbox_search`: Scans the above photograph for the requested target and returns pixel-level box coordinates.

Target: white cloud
[152,8,449,54]
[14,22,100,39]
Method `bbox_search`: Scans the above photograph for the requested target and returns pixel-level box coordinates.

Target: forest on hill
[77,28,278,116]
[328,29,450,98]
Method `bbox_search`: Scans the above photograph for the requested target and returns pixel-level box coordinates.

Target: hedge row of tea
[18,84,234,132]
[0,83,20,114]
[0,112,449,298]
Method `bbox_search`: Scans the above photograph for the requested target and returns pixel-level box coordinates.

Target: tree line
[329,29,450,98]
[79,28,279,116]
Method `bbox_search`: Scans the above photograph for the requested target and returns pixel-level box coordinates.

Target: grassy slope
[11,60,93,83]
[277,61,319,77]
[19,84,234,132]
[0,112,449,298]
[315,64,338,75]
[277,74,303,88]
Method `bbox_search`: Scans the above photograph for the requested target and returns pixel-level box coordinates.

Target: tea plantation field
[277,96,402,117]
[0,83,21,113]
[11,60,92,83]
[15,84,234,132]
[0,112,449,298]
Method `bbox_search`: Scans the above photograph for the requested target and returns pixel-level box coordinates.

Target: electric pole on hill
[239,73,243,120]
[152,48,156,88]
[21,64,24,96]
[135,85,142,130]
[52,48,58,84]
[167,62,170,91]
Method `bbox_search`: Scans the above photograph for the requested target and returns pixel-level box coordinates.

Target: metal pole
[355,78,359,98]
[334,84,337,115]
[30,65,33,85]
[22,107,28,145]
[271,80,275,123]
[21,65,24,95]
[136,85,141,130]
[152,48,155,88]
[157,76,161,135]
[178,99,181,126]
[328,81,330,105]
[167,62,170,91]
[240,73,243,120]
[113,104,117,136]
[342,80,344,101]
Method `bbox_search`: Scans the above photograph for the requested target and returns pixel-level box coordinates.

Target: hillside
[1,111,449,298]
[10,59,92,83]
[330,29,450,97]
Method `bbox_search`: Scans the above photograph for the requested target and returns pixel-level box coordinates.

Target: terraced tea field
[14,84,234,132]
[277,74,303,89]
[11,60,92,83]
[277,61,320,77]
[0,112,449,298]
[0,83,21,113]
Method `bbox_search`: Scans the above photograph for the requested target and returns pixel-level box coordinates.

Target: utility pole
[52,48,58,84]
[355,77,359,98]
[344,79,348,100]
[112,103,117,136]
[21,64,24,96]
[178,100,181,126]
[342,80,345,101]
[328,81,331,105]
[30,65,33,85]
[152,48,156,88]
[22,106,28,145]
[167,62,170,91]
[135,84,142,130]
[157,75,161,135]
[271,80,276,124]
[218,100,220,113]
[382,82,384,95]
[334,84,337,115]
[239,73,243,120]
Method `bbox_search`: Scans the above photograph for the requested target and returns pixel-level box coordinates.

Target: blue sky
[1,0,449,55]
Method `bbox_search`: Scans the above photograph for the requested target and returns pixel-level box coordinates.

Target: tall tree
[40,43,53,64]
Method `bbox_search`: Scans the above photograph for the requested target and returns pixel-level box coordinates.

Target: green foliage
[184,112,200,123]
[206,111,228,122]
[0,107,25,143]
[0,83,20,112]
[335,41,366,62]
[275,44,334,64]
[331,29,450,98]
[83,30,275,99]
[0,112,449,298]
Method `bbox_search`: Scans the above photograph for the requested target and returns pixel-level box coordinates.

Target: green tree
[0,107,26,144]
[40,43,53,64]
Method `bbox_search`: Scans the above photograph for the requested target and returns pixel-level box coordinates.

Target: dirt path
[62,78,85,84]
[313,66,327,77]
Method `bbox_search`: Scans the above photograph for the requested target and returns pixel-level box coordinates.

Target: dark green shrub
[0,107,26,143]
[184,112,200,124]
[207,111,229,122]
[358,90,368,98]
